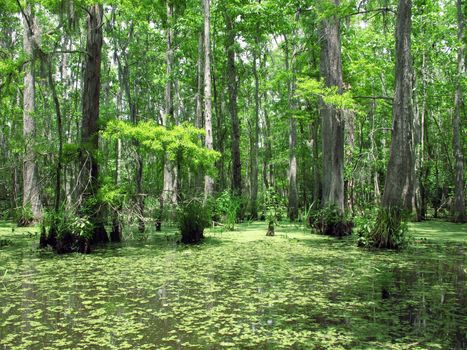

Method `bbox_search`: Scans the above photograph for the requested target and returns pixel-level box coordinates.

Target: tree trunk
[250,46,260,219]
[225,13,242,198]
[80,4,107,244]
[213,69,226,191]
[319,0,345,214]
[369,96,381,204]
[46,61,63,213]
[162,0,178,207]
[22,6,42,223]
[203,0,214,198]
[345,110,355,213]
[211,20,226,192]
[195,31,204,192]
[311,117,321,208]
[371,0,414,249]
[263,100,273,189]
[284,36,298,221]
[412,70,422,221]
[452,0,466,223]
[381,0,414,209]
[110,138,122,242]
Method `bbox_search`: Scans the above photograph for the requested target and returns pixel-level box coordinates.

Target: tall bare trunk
[263,85,274,189]
[80,4,107,243]
[412,70,422,221]
[22,6,42,222]
[381,0,414,210]
[452,0,466,222]
[225,13,242,197]
[195,31,204,191]
[213,67,226,191]
[284,37,298,220]
[110,138,122,242]
[345,110,355,213]
[311,118,321,208]
[370,0,413,249]
[369,96,381,204]
[250,46,260,219]
[319,0,345,213]
[46,61,63,213]
[203,0,214,198]
[162,0,178,206]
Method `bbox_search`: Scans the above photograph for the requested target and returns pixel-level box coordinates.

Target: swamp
[0,0,466,348]
[1,221,466,349]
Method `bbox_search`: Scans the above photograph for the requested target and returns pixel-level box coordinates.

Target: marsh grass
[0,220,465,349]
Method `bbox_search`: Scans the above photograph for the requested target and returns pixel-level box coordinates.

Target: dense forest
[0,0,466,348]
[0,0,465,248]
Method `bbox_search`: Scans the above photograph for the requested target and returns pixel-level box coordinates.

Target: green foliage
[178,199,210,244]
[262,188,286,236]
[214,190,240,231]
[309,204,353,237]
[68,215,93,240]
[14,205,34,227]
[103,120,220,174]
[264,188,285,227]
[367,207,410,249]
[43,209,93,240]
[296,77,357,111]
[61,143,81,163]
[354,208,379,248]
[98,180,126,208]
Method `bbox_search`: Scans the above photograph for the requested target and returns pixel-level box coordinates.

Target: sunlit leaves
[103,120,220,173]
[297,77,357,110]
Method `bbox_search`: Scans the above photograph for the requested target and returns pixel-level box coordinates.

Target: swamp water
[0,222,465,349]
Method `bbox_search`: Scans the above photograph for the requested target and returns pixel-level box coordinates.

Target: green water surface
[0,221,465,349]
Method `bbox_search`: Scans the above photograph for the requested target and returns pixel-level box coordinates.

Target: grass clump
[178,199,210,244]
[309,204,353,237]
[365,207,410,249]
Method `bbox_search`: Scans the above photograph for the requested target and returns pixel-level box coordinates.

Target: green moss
[409,220,467,243]
[0,220,465,349]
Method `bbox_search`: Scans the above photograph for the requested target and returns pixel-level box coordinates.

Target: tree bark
[22,6,42,223]
[203,0,214,198]
[319,0,345,214]
[345,110,355,213]
[452,0,466,222]
[195,31,204,192]
[46,60,63,213]
[284,37,298,221]
[380,0,414,210]
[162,0,178,206]
[262,70,274,190]
[370,0,414,249]
[250,45,260,219]
[80,4,107,243]
[225,12,242,198]
[311,117,321,208]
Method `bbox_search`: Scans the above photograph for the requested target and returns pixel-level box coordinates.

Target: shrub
[354,208,378,247]
[40,209,92,253]
[178,200,210,244]
[15,206,34,227]
[309,204,353,237]
[214,190,240,231]
[365,207,410,249]
[264,188,285,236]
